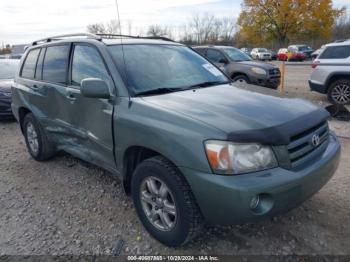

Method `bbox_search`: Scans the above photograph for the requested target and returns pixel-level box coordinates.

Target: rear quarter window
[319,46,350,59]
[21,48,40,79]
[42,45,70,84]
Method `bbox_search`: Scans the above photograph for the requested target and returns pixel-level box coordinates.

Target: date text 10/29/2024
[127,255,220,261]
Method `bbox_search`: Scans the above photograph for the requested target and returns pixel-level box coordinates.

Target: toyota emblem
[311,134,320,147]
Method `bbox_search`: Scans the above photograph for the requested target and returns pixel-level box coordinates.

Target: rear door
[64,43,115,170]
[41,44,71,143]
[18,48,43,118]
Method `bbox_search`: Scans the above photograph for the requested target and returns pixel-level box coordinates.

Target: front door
[64,43,115,171]
[206,49,228,71]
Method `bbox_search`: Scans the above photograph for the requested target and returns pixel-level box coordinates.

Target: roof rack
[95,34,175,42]
[32,33,176,46]
[32,33,102,45]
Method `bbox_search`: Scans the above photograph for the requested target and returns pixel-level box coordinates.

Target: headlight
[204,140,277,175]
[251,67,266,75]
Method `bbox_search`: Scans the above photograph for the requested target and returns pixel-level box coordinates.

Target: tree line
[85,0,348,49]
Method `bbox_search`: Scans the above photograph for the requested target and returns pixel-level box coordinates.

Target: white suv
[309,40,350,104]
[250,48,271,61]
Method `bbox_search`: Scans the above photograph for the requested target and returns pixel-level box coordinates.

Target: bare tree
[333,12,350,41]
[178,14,236,45]
[87,23,107,34]
[127,20,133,35]
[190,13,216,44]
[147,24,173,38]
[106,20,120,34]
[87,19,120,36]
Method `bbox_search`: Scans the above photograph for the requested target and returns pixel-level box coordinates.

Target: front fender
[113,97,227,174]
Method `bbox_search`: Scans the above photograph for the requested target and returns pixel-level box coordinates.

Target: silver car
[309,40,350,104]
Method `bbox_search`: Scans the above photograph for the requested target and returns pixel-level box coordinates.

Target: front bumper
[181,134,340,225]
[251,76,280,89]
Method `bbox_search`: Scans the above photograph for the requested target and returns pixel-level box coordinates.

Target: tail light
[312,60,320,69]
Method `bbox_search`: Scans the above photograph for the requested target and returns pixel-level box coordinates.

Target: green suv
[12,33,341,247]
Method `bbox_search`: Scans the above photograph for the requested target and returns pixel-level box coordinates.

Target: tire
[327,79,350,105]
[131,156,203,247]
[232,75,249,84]
[23,113,55,161]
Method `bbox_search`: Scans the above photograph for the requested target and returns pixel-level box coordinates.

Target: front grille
[287,121,329,166]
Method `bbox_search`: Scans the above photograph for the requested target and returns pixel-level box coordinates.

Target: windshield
[108,44,228,95]
[258,48,268,52]
[0,60,19,79]
[223,48,251,62]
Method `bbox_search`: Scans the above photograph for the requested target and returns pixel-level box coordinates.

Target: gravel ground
[0,71,350,255]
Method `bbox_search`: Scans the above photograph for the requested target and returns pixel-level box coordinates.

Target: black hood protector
[227,109,329,145]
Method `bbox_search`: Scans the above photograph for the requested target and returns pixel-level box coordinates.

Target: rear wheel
[327,79,350,105]
[23,113,55,161]
[131,156,202,247]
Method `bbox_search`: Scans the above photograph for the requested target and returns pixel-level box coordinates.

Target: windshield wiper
[187,81,231,89]
[134,87,182,96]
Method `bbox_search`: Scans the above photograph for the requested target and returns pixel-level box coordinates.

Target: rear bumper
[309,80,327,94]
[181,134,340,225]
[0,97,14,119]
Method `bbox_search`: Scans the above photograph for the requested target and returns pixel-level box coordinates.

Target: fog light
[250,195,260,210]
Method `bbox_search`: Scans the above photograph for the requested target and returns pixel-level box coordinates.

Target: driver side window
[206,49,226,63]
[71,45,110,86]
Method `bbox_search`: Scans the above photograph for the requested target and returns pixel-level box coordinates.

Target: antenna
[115,0,129,99]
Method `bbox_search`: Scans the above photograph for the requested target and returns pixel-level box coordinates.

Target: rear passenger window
[319,46,350,59]
[71,45,110,86]
[35,48,45,80]
[21,49,40,79]
[43,45,70,84]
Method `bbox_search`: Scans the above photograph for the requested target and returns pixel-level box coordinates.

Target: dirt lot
[1,71,350,256]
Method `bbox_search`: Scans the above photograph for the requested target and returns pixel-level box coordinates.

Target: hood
[0,79,13,93]
[235,60,277,70]
[142,85,328,145]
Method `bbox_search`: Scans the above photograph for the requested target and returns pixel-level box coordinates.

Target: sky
[0,0,349,45]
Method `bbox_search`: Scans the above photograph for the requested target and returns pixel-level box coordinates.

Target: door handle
[66,93,76,101]
[32,84,39,89]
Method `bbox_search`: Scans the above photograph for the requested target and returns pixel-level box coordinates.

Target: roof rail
[31,33,176,46]
[32,33,101,46]
[95,34,175,42]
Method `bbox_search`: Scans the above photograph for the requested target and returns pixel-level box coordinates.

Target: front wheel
[232,75,249,84]
[131,156,202,247]
[327,79,350,105]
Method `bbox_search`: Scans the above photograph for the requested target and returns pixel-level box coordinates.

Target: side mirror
[219,58,228,64]
[81,78,110,99]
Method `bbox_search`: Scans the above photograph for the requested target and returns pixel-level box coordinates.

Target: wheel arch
[231,72,249,80]
[326,73,350,92]
[18,107,32,134]
[122,145,179,195]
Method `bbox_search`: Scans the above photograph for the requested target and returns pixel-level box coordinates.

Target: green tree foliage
[237,0,345,46]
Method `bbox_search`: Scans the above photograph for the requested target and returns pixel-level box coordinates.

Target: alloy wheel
[331,84,350,104]
[26,122,39,155]
[140,176,177,231]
